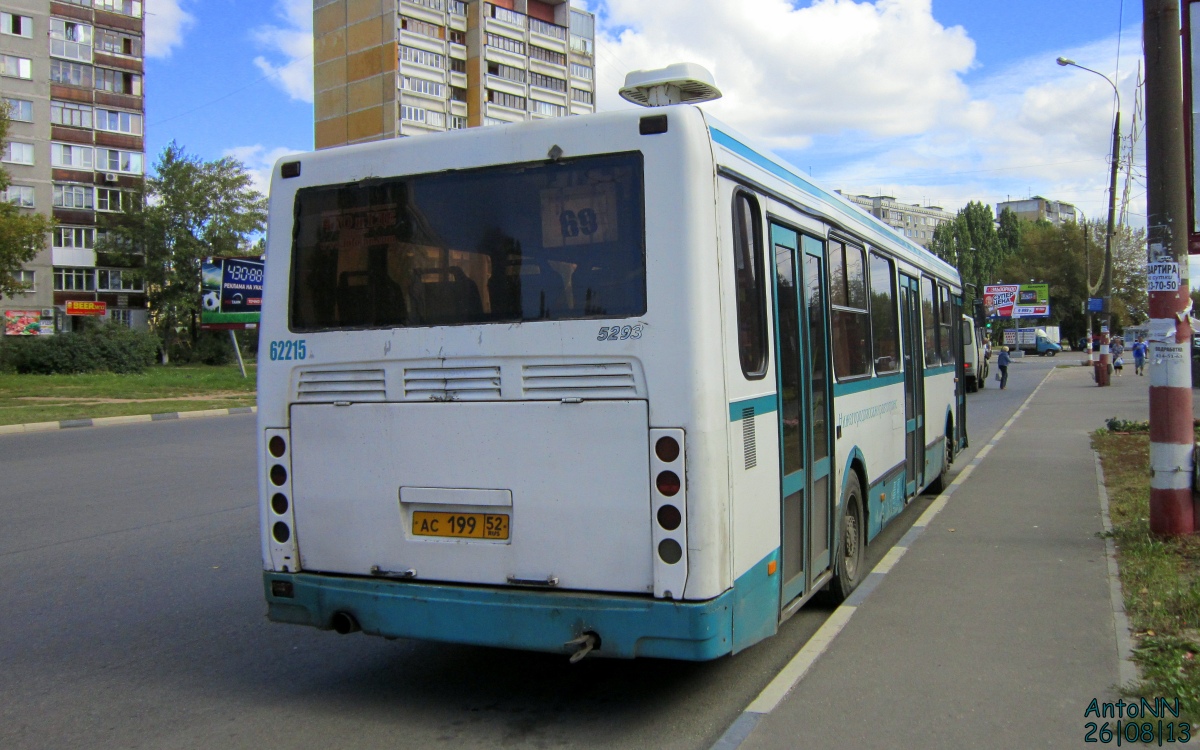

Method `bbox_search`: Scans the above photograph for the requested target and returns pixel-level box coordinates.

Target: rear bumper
[264,572,735,660]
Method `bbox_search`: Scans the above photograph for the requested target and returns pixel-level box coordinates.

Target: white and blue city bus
[258,66,966,661]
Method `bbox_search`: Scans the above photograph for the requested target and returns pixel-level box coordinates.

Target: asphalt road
[0,357,1055,750]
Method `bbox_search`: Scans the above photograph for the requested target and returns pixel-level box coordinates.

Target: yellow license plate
[412,511,510,540]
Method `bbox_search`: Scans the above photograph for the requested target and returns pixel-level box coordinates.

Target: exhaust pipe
[331,611,360,635]
[565,632,599,663]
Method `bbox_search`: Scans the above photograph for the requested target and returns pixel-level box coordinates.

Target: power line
[148,50,314,127]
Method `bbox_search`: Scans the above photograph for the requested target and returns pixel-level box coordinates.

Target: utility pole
[1144,0,1195,536]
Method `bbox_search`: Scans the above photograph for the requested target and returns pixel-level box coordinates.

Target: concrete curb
[0,406,256,436]
[1093,450,1141,690]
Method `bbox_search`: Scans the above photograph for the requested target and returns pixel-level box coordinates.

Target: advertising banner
[4,310,41,335]
[201,256,263,329]
[982,283,1050,318]
[65,300,107,316]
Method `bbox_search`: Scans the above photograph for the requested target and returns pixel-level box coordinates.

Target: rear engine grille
[404,366,501,400]
[521,362,638,399]
[297,369,386,402]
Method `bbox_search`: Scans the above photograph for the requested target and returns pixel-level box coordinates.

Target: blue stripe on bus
[265,549,783,661]
[729,394,778,422]
[832,372,904,397]
[782,471,806,496]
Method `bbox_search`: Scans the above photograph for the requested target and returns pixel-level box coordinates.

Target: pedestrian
[1112,338,1125,377]
[1132,337,1148,376]
[997,345,1011,390]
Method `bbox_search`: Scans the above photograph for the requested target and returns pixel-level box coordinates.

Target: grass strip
[0,365,256,426]
[1094,425,1200,724]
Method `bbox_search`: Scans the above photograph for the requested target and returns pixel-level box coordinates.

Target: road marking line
[0,406,256,437]
[713,367,1058,750]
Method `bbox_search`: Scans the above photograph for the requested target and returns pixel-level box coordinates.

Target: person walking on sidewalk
[1111,338,1125,376]
[1132,337,1148,376]
[998,346,1011,389]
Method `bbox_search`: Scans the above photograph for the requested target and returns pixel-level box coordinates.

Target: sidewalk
[741,365,1174,749]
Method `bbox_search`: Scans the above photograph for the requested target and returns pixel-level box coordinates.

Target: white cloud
[253,0,314,103]
[589,0,1143,225]
[144,0,195,58]
[224,145,304,198]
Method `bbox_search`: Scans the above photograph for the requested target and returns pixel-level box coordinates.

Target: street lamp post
[1057,56,1120,386]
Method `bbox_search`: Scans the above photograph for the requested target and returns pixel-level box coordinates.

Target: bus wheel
[828,475,864,602]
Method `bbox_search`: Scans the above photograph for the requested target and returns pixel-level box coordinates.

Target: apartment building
[313,0,595,148]
[0,0,147,334]
[995,196,1078,226]
[838,192,955,249]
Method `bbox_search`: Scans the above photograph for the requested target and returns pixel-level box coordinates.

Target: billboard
[65,300,107,316]
[4,310,42,336]
[201,256,263,329]
[982,283,1050,318]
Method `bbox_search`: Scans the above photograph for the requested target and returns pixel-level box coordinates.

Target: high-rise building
[995,196,1079,226]
[0,0,148,333]
[838,192,956,249]
[313,0,595,149]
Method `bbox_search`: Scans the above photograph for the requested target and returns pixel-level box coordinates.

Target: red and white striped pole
[1145,0,1194,536]
[1097,329,1111,385]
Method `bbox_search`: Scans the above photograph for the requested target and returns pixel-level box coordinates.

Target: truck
[1013,326,1062,356]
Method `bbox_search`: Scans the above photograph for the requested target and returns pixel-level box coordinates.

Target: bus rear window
[289,152,646,330]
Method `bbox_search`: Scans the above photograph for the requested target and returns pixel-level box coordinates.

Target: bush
[170,330,235,365]
[0,324,159,374]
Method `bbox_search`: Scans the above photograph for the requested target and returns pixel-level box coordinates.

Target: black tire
[966,376,977,393]
[925,426,954,494]
[828,474,865,603]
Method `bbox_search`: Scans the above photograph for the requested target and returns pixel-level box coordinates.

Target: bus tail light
[649,428,687,599]
[264,428,300,574]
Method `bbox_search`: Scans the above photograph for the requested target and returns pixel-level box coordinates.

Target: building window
[96,187,135,212]
[95,68,142,96]
[2,142,34,165]
[50,59,92,87]
[1,54,32,80]
[406,0,444,9]
[570,63,592,80]
[450,86,467,102]
[487,90,526,110]
[52,143,94,170]
[14,269,35,291]
[487,61,525,83]
[569,35,594,56]
[449,115,467,129]
[489,4,526,27]
[95,108,143,135]
[529,45,566,66]
[108,308,132,326]
[400,16,443,39]
[54,226,95,249]
[570,87,593,104]
[4,185,35,208]
[51,100,93,128]
[449,29,465,45]
[97,268,141,291]
[55,267,96,291]
[485,33,525,56]
[95,148,142,174]
[401,104,427,123]
[4,98,33,122]
[50,19,93,61]
[53,184,93,209]
[530,17,566,40]
[1,12,32,38]
[402,76,445,98]
[529,71,566,92]
[450,57,466,73]
[448,0,466,15]
[426,110,446,127]
[399,45,445,69]
[95,28,142,57]
[529,99,566,117]
[483,117,510,126]
[95,0,143,18]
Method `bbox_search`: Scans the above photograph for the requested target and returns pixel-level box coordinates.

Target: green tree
[928,201,1015,304]
[99,142,266,362]
[0,107,53,297]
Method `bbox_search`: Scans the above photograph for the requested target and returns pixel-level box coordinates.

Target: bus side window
[732,191,768,379]
[921,276,940,367]
[938,284,955,364]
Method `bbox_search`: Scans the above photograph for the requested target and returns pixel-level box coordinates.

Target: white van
[962,315,989,392]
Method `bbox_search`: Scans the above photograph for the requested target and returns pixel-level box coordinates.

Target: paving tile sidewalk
[743,366,1169,749]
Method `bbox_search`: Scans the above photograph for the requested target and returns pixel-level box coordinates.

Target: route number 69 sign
[540,182,618,248]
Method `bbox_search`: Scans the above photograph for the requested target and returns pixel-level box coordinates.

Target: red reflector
[656,471,681,497]
[657,504,681,530]
[655,436,680,463]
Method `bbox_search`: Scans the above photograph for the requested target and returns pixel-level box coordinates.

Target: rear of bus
[257,107,739,660]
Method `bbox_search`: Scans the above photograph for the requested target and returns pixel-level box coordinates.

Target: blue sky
[146,0,1146,233]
